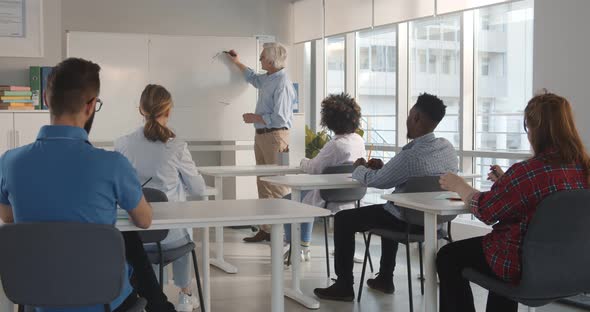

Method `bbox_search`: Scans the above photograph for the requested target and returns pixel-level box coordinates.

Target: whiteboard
[67,32,147,142]
[66,31,258,141]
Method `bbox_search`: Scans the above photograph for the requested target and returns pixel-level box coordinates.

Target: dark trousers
[436,236,518,312]
[333,204,409,285]
[122,232,177,312]
[113,291,139,312]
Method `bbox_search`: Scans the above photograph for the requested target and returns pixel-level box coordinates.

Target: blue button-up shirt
[244,68,295,129]
[0,125,141,312]
[352,133,458,221]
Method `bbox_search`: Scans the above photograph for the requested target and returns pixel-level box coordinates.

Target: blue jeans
[143,234,192,289]
[283,192,313,245]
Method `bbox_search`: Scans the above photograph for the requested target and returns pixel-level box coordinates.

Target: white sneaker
[301,246,311,262]
[177,292,199,312]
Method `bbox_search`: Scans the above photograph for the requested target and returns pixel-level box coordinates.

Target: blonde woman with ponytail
[115,84,205,311]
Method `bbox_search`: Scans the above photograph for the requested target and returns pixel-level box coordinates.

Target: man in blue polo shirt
[0,58,176,311]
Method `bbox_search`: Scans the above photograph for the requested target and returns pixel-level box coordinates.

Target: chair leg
[406,242,414,312]
[18,305,24,312]
[418,242,424,295]
[157,242,164,290]
[447,221,453,242]
[357,232,373,303]
[104,304,111,312]
[191,250,206,312]
[324,216,330,278]
[362,232,374,273]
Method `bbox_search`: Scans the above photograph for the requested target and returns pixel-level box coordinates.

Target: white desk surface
[260,173,359,190]
[459,173,483,179]
[198,165,303,177]
[261,173,482,190]
[381,192,470,216]
[116,199,330,231]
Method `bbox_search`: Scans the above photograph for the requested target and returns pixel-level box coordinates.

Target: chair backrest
[319,164,367,203]
[394,176,457,226]
[0,222,125,308]
[139,187,169,243]
[518,189,590,298]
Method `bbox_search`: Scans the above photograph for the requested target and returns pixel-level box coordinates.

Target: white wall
[0,0,62,85]
[0,0,293,84]
[533,0,590,148]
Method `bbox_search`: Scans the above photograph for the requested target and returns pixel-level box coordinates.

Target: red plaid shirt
[470,151,588,283]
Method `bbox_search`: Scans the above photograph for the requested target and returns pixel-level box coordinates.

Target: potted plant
[305,125,365,159]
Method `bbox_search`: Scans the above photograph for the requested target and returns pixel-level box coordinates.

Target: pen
[490,165,500,178]
[141,177,153,187]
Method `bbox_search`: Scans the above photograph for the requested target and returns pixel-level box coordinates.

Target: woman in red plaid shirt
[437,92,590,312]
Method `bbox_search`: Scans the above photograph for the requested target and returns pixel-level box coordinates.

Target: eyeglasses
[95,98,103,112]
[87,97,103,112]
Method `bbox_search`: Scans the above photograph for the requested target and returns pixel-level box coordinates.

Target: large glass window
[356,25,397,147]
[474,0,533,153]
[409,15,462,148]
[326,36,345,95]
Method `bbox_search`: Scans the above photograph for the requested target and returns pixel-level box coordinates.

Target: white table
[198,165,303,274]
[382,192,470,312]
[260,174,478,310]
[0,199,328,312]
[260,173,361,309]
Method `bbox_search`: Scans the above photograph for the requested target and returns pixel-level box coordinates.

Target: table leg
[0,278,13,312]
[285,189,320,309]
[271,224,285,312]
[210,176,238,274]
[424,212,438,312]
[201,227,211,312]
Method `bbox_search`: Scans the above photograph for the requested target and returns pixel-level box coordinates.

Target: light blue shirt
[352,133,458,220]
[115,127,206,244]
[0,125,139,312]
[244,67,295,129]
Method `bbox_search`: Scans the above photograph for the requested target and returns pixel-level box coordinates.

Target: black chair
[358,176,457,312]
[139,188,205,312]
[320,164,371,279]
[462,190,590,312]
[0,222,146,312]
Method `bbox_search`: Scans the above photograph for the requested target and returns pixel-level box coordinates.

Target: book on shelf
[30,66,41,109]
[0,102,34,106]
[0,86,30,91]
[0,99,34,104]
[0,104,35,110]
[0,91,32,96]
[0,96,31,101]
[41,66,53,110]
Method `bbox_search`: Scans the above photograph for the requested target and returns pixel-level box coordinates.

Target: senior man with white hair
[227,42,296,242]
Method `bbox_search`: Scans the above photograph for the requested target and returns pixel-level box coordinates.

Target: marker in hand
[223,50,237,57]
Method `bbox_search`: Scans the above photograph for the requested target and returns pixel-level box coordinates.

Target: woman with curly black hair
[284,93,366,262]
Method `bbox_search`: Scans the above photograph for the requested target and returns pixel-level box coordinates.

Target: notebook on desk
[116,209,128,220]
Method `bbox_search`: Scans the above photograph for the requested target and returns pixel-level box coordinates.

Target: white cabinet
[13,113,49,147]
[0,112,50,155]
[0,114,14,155]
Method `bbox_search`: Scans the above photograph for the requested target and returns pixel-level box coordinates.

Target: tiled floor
[159,225,588,312]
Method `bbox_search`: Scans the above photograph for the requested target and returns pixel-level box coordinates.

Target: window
[326,36,346,95]
[418,49,427,73]
[410,15,462,149]
[356,25,397,146]
[359,46,370,70]
[475,0,533,152]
